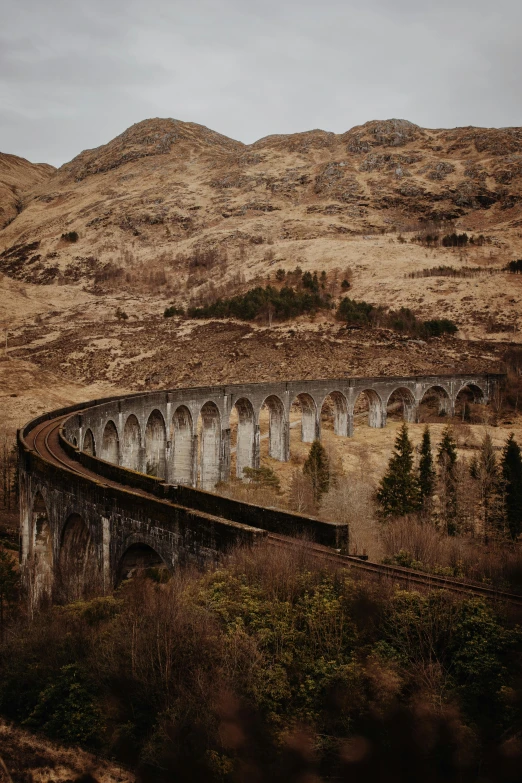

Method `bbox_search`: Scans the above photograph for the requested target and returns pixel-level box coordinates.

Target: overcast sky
[1,0,521,167]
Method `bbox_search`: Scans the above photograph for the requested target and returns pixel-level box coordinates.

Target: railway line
[21,406,522,609]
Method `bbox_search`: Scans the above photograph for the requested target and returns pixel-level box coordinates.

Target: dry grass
[0,719,134,783]
[381,516,522,590]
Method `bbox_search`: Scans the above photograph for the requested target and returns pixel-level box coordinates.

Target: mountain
[0,152,55,229]
[0,117,521,340]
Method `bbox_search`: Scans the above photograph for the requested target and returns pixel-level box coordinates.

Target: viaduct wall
[19,373,500,606]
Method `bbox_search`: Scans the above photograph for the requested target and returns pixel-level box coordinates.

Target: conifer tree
[377,423,421,517]
[418,425,435,508]
[437,426,458,534]
[476,432,504,542]
[303,440,330,503]
[502,433,522,539]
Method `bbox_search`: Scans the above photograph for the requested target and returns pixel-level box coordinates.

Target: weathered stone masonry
[20,373,499,606]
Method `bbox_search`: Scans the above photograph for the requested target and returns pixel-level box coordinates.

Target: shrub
[506,259,522,274]
[164,305,185,318]
[61,231,79,243]
[423,319,458,337]
[336,298,458,339]
[115,307,128,321]
[22,663,103,746]
[243,466,281,492]
[337,296,374,326]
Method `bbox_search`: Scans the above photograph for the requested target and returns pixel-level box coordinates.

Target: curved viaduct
[19,373,500,605]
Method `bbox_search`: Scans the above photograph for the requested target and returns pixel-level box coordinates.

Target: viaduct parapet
[19,373,500,606]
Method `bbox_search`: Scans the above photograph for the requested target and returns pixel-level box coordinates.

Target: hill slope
[0,117,521,345]
[0,152,55,229]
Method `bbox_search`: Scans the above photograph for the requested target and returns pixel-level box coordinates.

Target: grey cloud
[0,0,521,166]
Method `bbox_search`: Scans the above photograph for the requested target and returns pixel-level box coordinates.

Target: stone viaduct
[19,373,500,606]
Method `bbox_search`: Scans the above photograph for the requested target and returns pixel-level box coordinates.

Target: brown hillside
[0,117,521,439]
[0,153,55,230]
[0,117,521,340]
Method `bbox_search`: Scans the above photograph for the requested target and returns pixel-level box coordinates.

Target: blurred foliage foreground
[1,543,521,783]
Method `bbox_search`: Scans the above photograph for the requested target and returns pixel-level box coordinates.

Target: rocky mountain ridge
[2,117,522,268]
[0,116,521,350]
[0,152,55,230]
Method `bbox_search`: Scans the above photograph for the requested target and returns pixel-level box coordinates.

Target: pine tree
[303,440,330,503]
[437,426,458,534]
[418,426,435,508]
[501,433,522,539]
[377,424,421,518]
[476,432,505,542]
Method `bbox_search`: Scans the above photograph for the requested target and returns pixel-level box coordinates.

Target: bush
[0,547,521,777]
[336,298,458,338]
[115,307,128,321]
[22,663,103,746]
[164,305,185,318]
[336,296,374,326]
[61,231,79,243]
[506,259,522,274]
[423,318,458,337]
[242,466,281,492]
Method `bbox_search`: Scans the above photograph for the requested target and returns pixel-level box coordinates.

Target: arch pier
[19,373,500,606]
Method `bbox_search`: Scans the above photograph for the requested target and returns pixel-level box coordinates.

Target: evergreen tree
[476,432,504,542]
[377,424,421,517]
[502,433,522,539]
[418,426,435,508]
[437,426,458,534]
[303,440,330,503]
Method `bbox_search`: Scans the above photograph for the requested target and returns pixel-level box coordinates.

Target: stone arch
[291,393,318,444]
[122,414,141,471]
[145,410,167,478]
[172,405,194,485]
[353,389,385,428]
[320,391,349,436]
[454,382,486,422]
[101,419,119,464]
[82,428,96,456]
[455,382,486,404]
[198,401,221,490]
[117,542,168,584]
[386,387,417,423]
[259,394,287,461]
[232,397,256,478]
[31,491,53,603]
[419,385,452,419]
[58,513,98,601]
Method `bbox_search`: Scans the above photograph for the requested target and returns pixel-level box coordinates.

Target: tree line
[377,423,522,542]
[337,298,458,338]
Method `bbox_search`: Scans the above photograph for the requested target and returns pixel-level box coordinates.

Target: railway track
[24,413,522,608]
[267,533,522,606]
